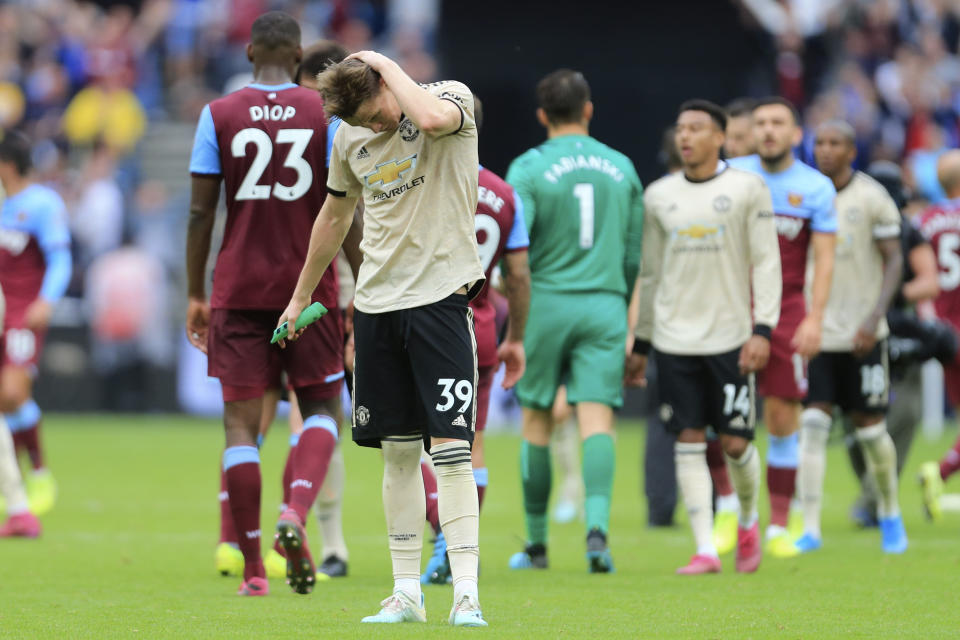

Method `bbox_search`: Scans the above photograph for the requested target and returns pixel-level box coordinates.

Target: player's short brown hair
[297,40,349,85]
[754,96,801,125]
[536,69,591,125]
[315,59,382,119]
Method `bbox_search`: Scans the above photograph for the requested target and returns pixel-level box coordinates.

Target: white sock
[675,442,716,557]
[381,437,424,602]
[725,444,760,529]
[798,408,832,539]
[766,524,787,540]
[431,441,479,603]
[0,420,28,514]
[315,443,348,560]
[394,577,420,602]
[715,492,739,514]
[855,422,900,519]
[552,419,582,504]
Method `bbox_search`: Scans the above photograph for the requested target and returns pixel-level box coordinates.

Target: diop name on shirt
[372,175,426,202]
[542,155,624,184]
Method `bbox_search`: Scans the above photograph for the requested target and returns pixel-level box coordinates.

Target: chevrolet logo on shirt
[365,154,418,188]
[675,224,720,239]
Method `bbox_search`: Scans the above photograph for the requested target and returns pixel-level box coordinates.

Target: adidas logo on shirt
[357,146,370,160]
[729,415,747,429]
[452,414,468,427]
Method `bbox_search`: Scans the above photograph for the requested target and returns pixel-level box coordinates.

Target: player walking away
[706,96,759,555]
[728,97,837,559]
[0,284,41,538]
[627,100,781,574]
[505,69,643,574]
[187,12,347,597]
[278,51,488,627]
[0,130,72,518]
[421,97,531,585]
[847,161,943,527]
[917,150,960,518]
[800,121,907,553]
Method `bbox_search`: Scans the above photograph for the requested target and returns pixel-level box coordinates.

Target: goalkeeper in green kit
[506,69,643,572]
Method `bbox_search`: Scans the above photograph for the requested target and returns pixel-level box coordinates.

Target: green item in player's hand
[270,302,328,344]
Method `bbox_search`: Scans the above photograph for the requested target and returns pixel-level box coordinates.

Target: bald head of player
[752,96,803,172]
[246,11,302,84]
[937,149,960,199]
[674,99,726,180]
[535,69,593,136]
[297,40,349,90]
[813,120,856,188]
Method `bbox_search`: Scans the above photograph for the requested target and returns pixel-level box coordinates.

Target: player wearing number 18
[505,69,643,573]
[801,121,906,554]
[186,12,347,597]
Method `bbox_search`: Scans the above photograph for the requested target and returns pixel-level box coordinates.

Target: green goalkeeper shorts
[516,289,627,410]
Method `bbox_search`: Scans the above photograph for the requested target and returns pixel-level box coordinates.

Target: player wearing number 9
[186,12,354,597]
[504,70,643,573]
[919,150,960,409]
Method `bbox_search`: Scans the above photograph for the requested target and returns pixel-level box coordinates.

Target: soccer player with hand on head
[187,12,348,597]
[278,50,488,626]
[505,69,643,574]
[798,121,906,554]
[421,96,531,585]
[0,130,71,519]
[727,97,838,558]
[626,100,781,574]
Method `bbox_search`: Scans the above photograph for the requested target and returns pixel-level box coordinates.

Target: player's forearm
[186,208,215,299]
[868,240,904,326]
[341,204,365,282]
[503,255,531,342]
[292,198,354,301]
[375,58,458,135]
[903,245,939,303]
[808,233,836,319]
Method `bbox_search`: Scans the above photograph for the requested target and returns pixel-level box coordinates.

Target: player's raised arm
[346,51,464,137]
[279,192,359,344]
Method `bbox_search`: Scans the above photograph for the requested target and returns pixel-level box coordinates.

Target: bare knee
[765,397,801,436]
[677,428,706,444]
[720,434,750,459]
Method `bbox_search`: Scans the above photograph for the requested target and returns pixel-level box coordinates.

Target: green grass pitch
[1,414,959,638]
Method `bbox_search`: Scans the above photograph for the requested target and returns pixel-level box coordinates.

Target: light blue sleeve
[326,117,341,169]
[34,191,72,302]
[505,188,530,250]
[189,104,221,175]
[810,178,838,233]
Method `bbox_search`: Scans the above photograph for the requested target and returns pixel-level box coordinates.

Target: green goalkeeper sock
[520,440,551,546]
[583,433,615,534]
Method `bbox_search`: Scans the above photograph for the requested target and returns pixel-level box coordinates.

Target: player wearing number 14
[505,70,643,572]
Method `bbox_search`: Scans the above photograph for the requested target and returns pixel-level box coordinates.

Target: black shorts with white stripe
[805,340,889,414]
[352,292,478,451]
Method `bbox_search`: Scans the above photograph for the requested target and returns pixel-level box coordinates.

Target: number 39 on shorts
[436,378,473,412]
